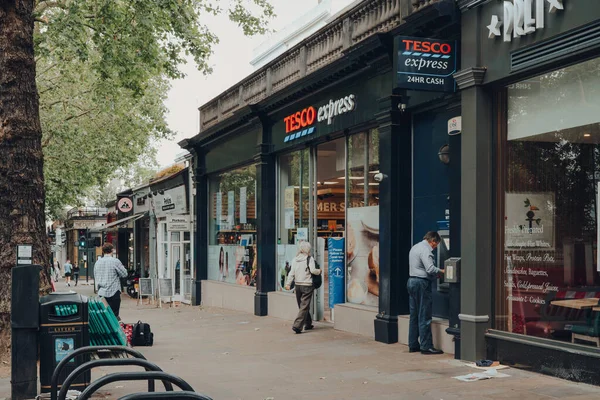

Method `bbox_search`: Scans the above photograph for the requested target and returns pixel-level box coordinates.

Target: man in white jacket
[285,241,322,334]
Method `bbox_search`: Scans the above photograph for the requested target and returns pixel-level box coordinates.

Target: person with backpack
[285,241,321,334]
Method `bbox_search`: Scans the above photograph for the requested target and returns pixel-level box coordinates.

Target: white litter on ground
[453,369,510,382]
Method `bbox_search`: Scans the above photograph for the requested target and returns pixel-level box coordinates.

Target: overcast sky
[156,0,353,167]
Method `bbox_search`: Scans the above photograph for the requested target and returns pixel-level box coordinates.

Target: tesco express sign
[284,94,356,134]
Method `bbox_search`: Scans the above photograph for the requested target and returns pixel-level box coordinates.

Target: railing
[199,0,412,133]
[66,207,108,220]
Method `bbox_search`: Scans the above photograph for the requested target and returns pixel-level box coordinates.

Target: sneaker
[292,327,302,334]
[304,325,314,330]
[421,348,443,355]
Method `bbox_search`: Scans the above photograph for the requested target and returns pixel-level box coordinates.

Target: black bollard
[11,264,41,400]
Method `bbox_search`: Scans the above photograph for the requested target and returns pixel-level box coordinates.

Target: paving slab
[1,282,600,399]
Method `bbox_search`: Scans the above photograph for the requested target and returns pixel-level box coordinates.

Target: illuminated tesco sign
[284,106,316,134]
[283,94,356,143]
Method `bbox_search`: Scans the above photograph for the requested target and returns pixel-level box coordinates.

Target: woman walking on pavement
[285,241,321,334]
[73,261,80,286]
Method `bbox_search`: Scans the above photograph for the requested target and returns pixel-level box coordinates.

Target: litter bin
[39,291,90,393]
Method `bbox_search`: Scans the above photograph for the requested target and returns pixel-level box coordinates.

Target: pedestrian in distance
[64,259,72,287]
[73,261,80,286]
[407,231,445,355]
[54,261,60,282]
[285,241,321,334]
[94,243,128,319]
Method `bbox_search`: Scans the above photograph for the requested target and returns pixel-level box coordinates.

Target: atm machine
[436,220,450,292]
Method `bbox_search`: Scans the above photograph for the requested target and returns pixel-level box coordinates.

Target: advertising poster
[505,192,555,250]
[284,186,296,229]
[328,237,345,308]
[209,245,256,287]
[216,192,222,230]
[55,337,75,363]
[346,206,379,307]
[227,191,235,228]
[240,187,247,224]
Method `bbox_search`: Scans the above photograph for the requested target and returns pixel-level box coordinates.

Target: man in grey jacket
[407,231,445,355]
[285,241,321,334]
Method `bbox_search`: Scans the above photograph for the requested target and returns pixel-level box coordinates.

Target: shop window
[497,58,600,346]
[276,149,309,292]
[346,129,380,306]
[207,164,257,286]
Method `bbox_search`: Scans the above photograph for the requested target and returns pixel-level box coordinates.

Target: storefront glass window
[207,164,257,286]
[346,129,380,306]
[276,149,309,292]
[497,58,600,346]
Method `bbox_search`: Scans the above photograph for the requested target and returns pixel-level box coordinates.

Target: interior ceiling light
[324,181,338,185]
[584,133,591,137]
[338,176,363,180]
[357,182,379,186]
[369,170,380,174]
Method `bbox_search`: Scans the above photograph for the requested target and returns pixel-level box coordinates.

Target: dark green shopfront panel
[204,127,261,174]
[478,1,600,83]
[271,72,391,152]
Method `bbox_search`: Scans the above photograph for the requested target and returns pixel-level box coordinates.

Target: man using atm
[407,231,445,355]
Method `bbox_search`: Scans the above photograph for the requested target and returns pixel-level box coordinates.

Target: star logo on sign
[547,0,564,13]
[487,15,502,39]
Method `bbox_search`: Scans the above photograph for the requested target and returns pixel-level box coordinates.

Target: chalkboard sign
[159,278,173,297]
[139,278,154,297]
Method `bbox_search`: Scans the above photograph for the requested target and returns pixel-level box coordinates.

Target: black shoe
[421,348,444,355]
[292,327,302,334]
[304,325,314,330]
[409,347,420,353]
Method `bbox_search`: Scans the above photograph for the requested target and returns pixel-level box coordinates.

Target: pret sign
[487,0,565,42]
[397,36,457,92]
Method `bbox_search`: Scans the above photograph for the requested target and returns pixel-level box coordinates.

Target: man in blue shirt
[407,231,445,355]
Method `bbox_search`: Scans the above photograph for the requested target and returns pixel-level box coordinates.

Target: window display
[497,58,600,346]
[208,165,257,287]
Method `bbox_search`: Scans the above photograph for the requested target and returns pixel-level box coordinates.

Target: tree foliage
[34,0,275,217]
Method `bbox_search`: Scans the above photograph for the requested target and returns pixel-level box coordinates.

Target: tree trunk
[0,0,52,354]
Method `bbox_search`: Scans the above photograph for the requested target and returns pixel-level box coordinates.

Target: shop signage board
[487,0,565,42]
[328,237,345,308]
[283,94,356,144]
[154,185,187,218]
[167,215,190,231]
[396,36,457,92]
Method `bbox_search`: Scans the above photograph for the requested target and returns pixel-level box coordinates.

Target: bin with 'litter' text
[39,292,90,393]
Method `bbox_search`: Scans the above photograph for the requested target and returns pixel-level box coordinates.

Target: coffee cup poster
[505,192,555,250]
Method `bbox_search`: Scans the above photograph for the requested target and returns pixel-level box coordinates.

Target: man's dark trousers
[407,277,433,351]
[104,291,122,318]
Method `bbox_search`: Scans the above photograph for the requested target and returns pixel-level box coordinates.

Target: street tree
[0,0,274,354]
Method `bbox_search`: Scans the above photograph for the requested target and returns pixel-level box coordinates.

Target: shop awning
[99,212,147,231]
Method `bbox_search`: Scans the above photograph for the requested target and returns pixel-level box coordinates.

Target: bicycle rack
[58,358,174,400]
[118,392,214,400]
[77,371,195,400]
[50,345,146,400]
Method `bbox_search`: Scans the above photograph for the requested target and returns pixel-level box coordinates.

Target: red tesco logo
[284,106,316,133]
[402,40,452,55]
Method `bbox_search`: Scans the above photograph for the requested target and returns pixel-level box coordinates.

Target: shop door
[310,138,347,322]
[171,243,182,300]
[182,243,192,303]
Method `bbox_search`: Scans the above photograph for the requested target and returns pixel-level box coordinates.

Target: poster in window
[216,192,222,230]
[505,193,555,250]
[346,206,379,307]
[227,191,235,228]
[240,187,247,224]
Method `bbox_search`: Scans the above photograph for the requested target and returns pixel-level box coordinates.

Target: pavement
[2,280,600,399]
